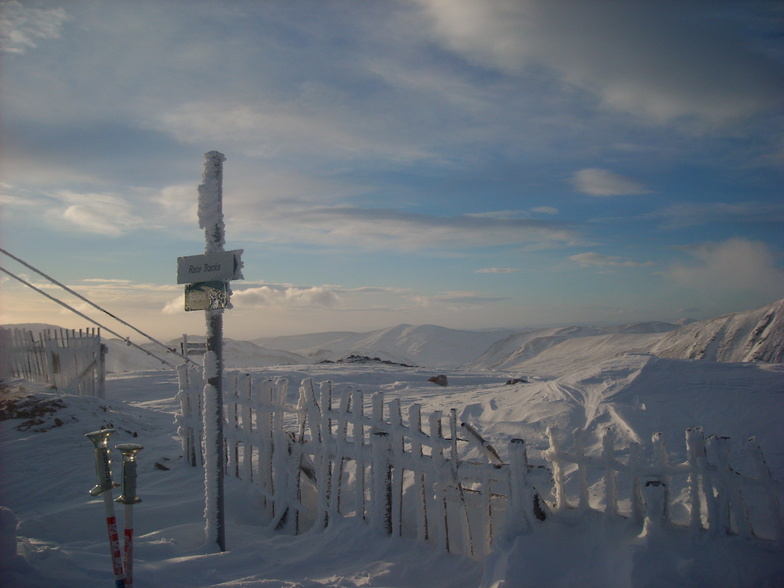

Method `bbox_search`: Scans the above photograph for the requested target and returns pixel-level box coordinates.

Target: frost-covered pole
[198,150,227,552]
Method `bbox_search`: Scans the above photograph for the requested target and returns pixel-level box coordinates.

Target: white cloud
[0,0,69,54]
[570,169,651,197]
[46,191,143,237]
[237,204,581,252]
[155,184,197,224]
[531,206,559,215]
[416,0,784,126]
[666,238,784,300]
[162,295,185,315]
[570,252,652,267]
[157,101,436,163]
[233,285,342,309]
[653,201,784,229]
[476,267,524,274]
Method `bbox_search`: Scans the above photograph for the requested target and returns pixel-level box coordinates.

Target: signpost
[178,151,243,552]
[177,250,243,285]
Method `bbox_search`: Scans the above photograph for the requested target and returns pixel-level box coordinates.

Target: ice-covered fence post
[371,431,393,534]
[602,427,619,517]
[746,436,783,541]
[506,438,535,536]
[450,409,474,557]
[429,411,450,553]
[409,404,429,543]
[706,435,751,538]
[389,398,405,537]
[200,150,226,552]
[651,432,672,524]
[686,427,711,531]
[629,442,644,528]
[352,389,367,520]
[573,427,589,512]
[316,380,334,529]
[642,479,668,533]
[543,425,566,512]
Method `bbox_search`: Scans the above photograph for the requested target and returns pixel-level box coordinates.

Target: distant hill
[254,324,518,368]
[465,324,677,376]
[466,299,784,375]
[648,298,784,363]
[5,299,782,372]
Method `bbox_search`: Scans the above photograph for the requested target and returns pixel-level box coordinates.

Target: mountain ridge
[4,298,782,371]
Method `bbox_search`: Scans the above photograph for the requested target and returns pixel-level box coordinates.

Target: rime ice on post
[198,151,227,255]
[198,151,227,552]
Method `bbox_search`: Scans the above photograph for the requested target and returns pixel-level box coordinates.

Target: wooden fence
[0,327,106,398]
[176,367,782,559]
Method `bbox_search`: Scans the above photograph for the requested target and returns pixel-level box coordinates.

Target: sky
[1,0,783,342]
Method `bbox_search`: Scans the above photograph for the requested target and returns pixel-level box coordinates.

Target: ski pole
[115,443,143,588]
[85,429,125,588]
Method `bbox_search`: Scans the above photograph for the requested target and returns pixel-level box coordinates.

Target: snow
[2,304,784,586]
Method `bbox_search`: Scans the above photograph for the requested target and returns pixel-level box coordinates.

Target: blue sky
[1,0,783,341]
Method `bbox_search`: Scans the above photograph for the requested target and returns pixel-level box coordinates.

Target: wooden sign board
[177,250,243,284]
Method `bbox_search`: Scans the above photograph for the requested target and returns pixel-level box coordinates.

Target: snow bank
[483,512,784,588]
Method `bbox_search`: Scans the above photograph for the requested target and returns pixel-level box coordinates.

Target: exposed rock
[428,374,448,387]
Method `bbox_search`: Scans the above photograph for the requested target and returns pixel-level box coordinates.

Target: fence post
[409,404,429,543]
[352,389,367,521]
[506,438,535,535]
[316,381,333,529]
[573,427,589,512]
[371,431,392,534]
[602,427,618,517]
[651,432,672,523]
[629,442,644,528]
[686,427,712,532]
[747,436,783,541]
[642,479,668,533]
[429,411,450,553]
[389,398,405,537]
[544,425,566,512]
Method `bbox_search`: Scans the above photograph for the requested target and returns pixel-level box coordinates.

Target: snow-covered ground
[2,304,784,586]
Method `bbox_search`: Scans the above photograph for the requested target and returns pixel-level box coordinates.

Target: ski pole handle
[116,443,143,588]
[85,429,125,587]
[115,444,144,505]
[85,429,120,496]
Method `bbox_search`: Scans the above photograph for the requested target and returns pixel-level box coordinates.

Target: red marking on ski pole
[124,527,134,587]
[106,515,124,578]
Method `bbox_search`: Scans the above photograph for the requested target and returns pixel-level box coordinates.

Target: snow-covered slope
[255,324,517,368]
[467,299,784,372]
[103,337,308,373]
[3,352,783,586]
[648,298,784,363]
[6,299,783,376]
[466,323,677,373]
